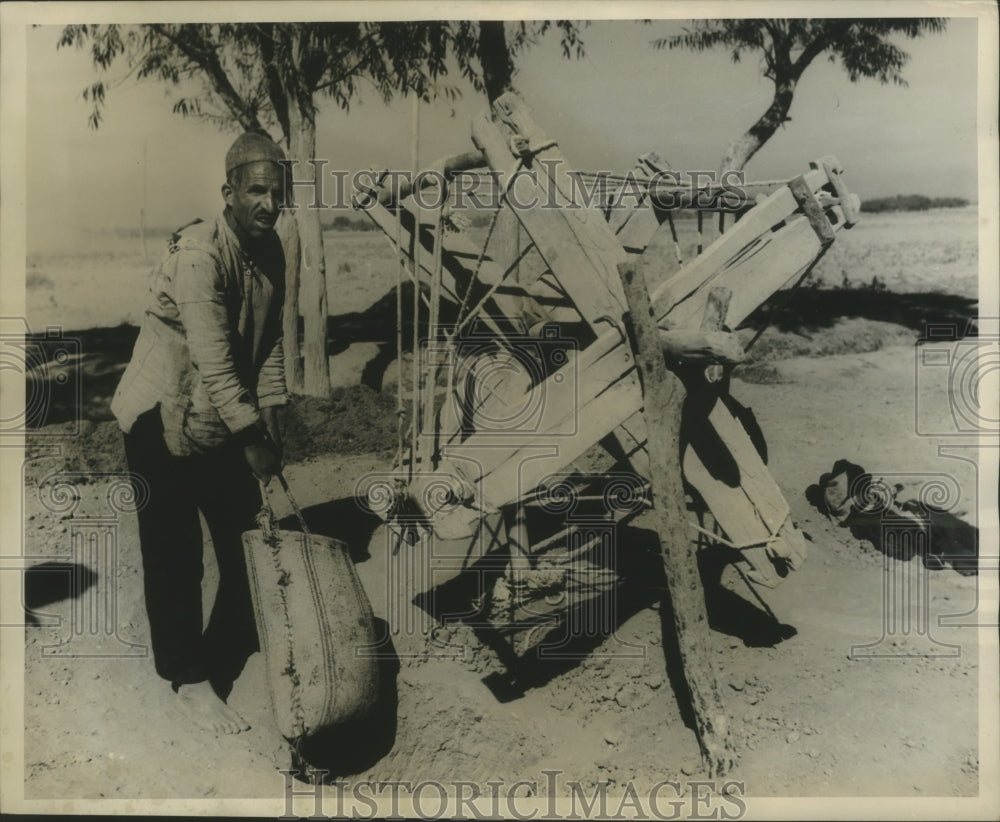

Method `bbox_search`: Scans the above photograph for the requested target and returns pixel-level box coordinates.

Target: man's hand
[234,420,282,482]
[244,443,281,483]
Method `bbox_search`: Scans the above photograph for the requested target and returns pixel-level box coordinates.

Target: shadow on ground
[292,618,400,781]
[741,286,978,337]
[23,560,98,626]
[416,518,794,712]
[281,496,382,565]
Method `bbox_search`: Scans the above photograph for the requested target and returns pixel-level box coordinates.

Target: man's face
[223,161,285,239]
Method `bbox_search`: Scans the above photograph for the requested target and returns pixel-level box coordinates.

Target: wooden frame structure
[352,91,860,774]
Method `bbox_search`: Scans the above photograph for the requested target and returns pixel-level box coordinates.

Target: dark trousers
[123,407,261,689]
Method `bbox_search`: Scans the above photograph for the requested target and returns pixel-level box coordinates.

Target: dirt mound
[734,317,918,383]
[25,419,127,487]
[281,385,398,462]
[24,384,397,487]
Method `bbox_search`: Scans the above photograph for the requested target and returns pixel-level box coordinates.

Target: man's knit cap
[225,132,285,176]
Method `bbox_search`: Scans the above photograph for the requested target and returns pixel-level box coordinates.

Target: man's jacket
[112,213,289,456]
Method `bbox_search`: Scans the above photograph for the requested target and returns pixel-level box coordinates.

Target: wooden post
[276,210,304,393]
[617,260,737,777]
[288,108,331,397]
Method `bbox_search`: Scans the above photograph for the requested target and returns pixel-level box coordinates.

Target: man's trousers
[123,407,261,689]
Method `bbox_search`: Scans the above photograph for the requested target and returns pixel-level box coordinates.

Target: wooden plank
[360,194,585,329]
[471,105,628,327]
[647,166,831,316]
[788,175,836,246]
[816,155,859,228]
[361,199,490,314]
[433,161,839,493]
[415,176,854,540]
[682,436,784,589]
[491,93,632,310]
[468,369,644,511]
[613,416,650,476]
[446,204,838,510]
[709,400,787,530]
[608,151,671,254]
[479,102,692,485]
[421,335,643,505]
[682,397,809,587]
[675,287,801,588]
[612,394,807,588]
[473,99,645,477]
[492,205,551,289]
[472,97,840,510]
[605,153,679,475]
[618,260,737,777]
[655,201,844,329]
[609,187,847,483]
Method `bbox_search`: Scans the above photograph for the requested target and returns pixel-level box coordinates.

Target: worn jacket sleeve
[256,250,290,409]
[257,334,290,408]
[173,248,260,432]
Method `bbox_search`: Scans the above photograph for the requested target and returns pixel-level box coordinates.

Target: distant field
[806,206,978,297]
[25,205,978,333]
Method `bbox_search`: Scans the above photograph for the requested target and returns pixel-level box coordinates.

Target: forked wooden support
[618,260,738,777]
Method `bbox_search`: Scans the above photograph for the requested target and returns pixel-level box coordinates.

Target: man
[112,132,290,734]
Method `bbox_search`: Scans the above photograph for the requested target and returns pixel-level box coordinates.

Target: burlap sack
[243,482,379,742]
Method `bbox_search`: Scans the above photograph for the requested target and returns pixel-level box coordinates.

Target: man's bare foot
[174,681,250,734]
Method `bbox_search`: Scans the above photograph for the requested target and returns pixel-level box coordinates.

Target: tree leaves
[659,18,947,86]
[58,21,587,137]
[657,17,949,171]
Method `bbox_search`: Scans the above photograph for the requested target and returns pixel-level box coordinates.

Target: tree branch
[308,31,380,95]
[790,21,847,80]
[478,21,515,102]
[148,23,264,133]
[254,23,291,141]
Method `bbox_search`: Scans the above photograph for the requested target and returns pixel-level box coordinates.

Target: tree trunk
[719,74,798,173]
[287,105,331,397]
[478,21,514,103]
[275,209,304,392]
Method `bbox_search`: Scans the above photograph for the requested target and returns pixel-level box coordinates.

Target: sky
[24,16,980,253]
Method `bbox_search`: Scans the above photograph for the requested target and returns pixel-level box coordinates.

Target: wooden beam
[472,94,648,479]
[618,260,737,777]
[408,164,855,559]
[471,105,628,327]
[815,155,859,228]
[439,198,845,512]
[609,151,671,253]
[648,166,834,323]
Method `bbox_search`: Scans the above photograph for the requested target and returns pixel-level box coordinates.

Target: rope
[410,95,421,475]
[448,155,541,341]
[444,202,503,407]
[450,203,502,329]
[424,186,446,467]
[276,473,310,535]
[258,474,310,535]
[254,476,307,743]
[395,195,406,468]
[445,170,789,208]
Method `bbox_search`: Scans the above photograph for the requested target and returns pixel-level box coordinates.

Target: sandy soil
[20,340,986,802]
[17,208,989,805]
